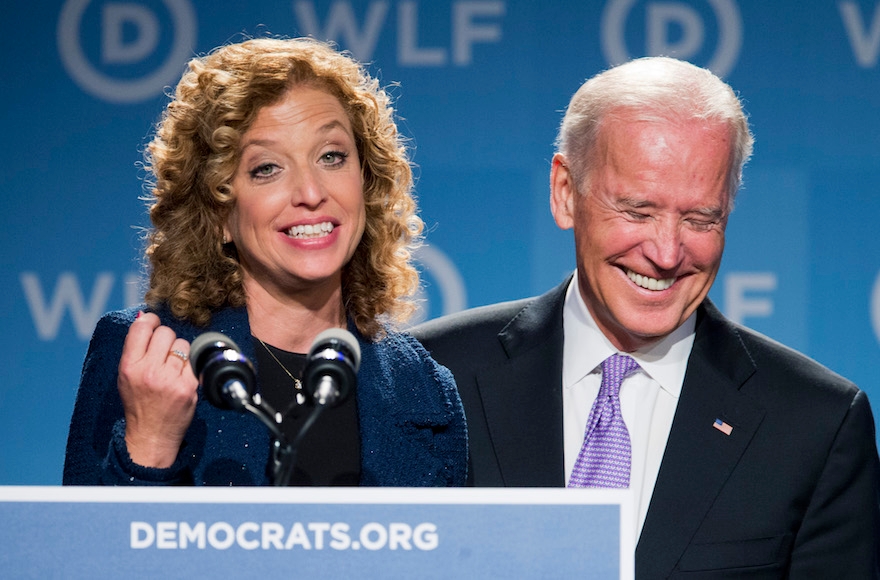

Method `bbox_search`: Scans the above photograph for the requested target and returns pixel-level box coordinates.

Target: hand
[117,312,199,468]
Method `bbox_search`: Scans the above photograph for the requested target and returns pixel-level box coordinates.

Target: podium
[0,487,634,578]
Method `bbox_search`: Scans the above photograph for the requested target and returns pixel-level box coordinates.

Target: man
[413,57,880,577]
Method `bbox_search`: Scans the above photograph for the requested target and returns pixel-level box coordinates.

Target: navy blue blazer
[64,305,467,487]
[413,278,880,578]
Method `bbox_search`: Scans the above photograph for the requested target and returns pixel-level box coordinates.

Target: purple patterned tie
[569,354,640,488]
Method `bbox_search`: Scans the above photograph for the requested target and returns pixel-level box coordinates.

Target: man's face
[550,115,732,351]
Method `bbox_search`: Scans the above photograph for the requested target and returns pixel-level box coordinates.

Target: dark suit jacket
[413,278,880,578]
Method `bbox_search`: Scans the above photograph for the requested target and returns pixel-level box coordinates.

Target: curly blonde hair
[143,37,422,338]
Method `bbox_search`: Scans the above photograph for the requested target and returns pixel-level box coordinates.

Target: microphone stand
[236,394,295,487]
[192,332,341,486]
[283,403,327,485]
[238,393,329,487]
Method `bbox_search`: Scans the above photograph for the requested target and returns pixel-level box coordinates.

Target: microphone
[303,328,361,407]
[190,331,293,485]
[188,328,360,486]
[190,332,256,410]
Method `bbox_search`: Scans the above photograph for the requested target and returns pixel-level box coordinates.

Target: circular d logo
[601,0,742,77]
[57,0,197,103]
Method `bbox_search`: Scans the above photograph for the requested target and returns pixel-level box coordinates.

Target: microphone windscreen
[190,332,241,376]
[309,328,361,371]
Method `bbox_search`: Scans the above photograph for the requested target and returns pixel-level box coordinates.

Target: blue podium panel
[0,487,633,579]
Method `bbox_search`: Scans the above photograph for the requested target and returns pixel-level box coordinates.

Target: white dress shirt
[562,271,696,539]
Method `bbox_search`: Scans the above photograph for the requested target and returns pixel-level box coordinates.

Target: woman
[62,37,467,486]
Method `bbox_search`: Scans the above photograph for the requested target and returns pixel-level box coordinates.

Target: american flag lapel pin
[713,418,733,436]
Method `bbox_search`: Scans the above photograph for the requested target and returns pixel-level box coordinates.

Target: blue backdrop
[3,0,879,484]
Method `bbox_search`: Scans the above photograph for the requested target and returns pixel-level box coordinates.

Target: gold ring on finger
[169,349,189,363]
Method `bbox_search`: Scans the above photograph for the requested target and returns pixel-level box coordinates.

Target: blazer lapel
[477,279,569,486]
[636,301,766,578]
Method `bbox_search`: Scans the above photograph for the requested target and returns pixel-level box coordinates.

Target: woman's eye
[320,151,348,166]
[250,163,278,179]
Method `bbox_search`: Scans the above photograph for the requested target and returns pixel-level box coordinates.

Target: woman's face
[225,85,366,300]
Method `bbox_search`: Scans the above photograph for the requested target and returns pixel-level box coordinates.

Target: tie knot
[600,354,640,396]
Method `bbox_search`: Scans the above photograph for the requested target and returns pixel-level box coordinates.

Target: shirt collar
[562,271,695,398]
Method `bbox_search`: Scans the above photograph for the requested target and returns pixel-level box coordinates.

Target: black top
[253,339,360,485]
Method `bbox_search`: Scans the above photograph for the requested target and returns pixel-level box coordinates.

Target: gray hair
[555,57,754,212]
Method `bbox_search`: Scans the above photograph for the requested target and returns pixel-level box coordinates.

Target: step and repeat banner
[2,0,879,483]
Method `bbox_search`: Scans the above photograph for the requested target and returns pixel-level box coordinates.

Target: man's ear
[550,153,575,230]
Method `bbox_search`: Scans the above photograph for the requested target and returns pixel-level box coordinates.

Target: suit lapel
[477,279,569,486]
[636,301,766,578]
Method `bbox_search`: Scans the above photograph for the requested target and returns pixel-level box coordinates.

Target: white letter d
[131,522,155,549]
